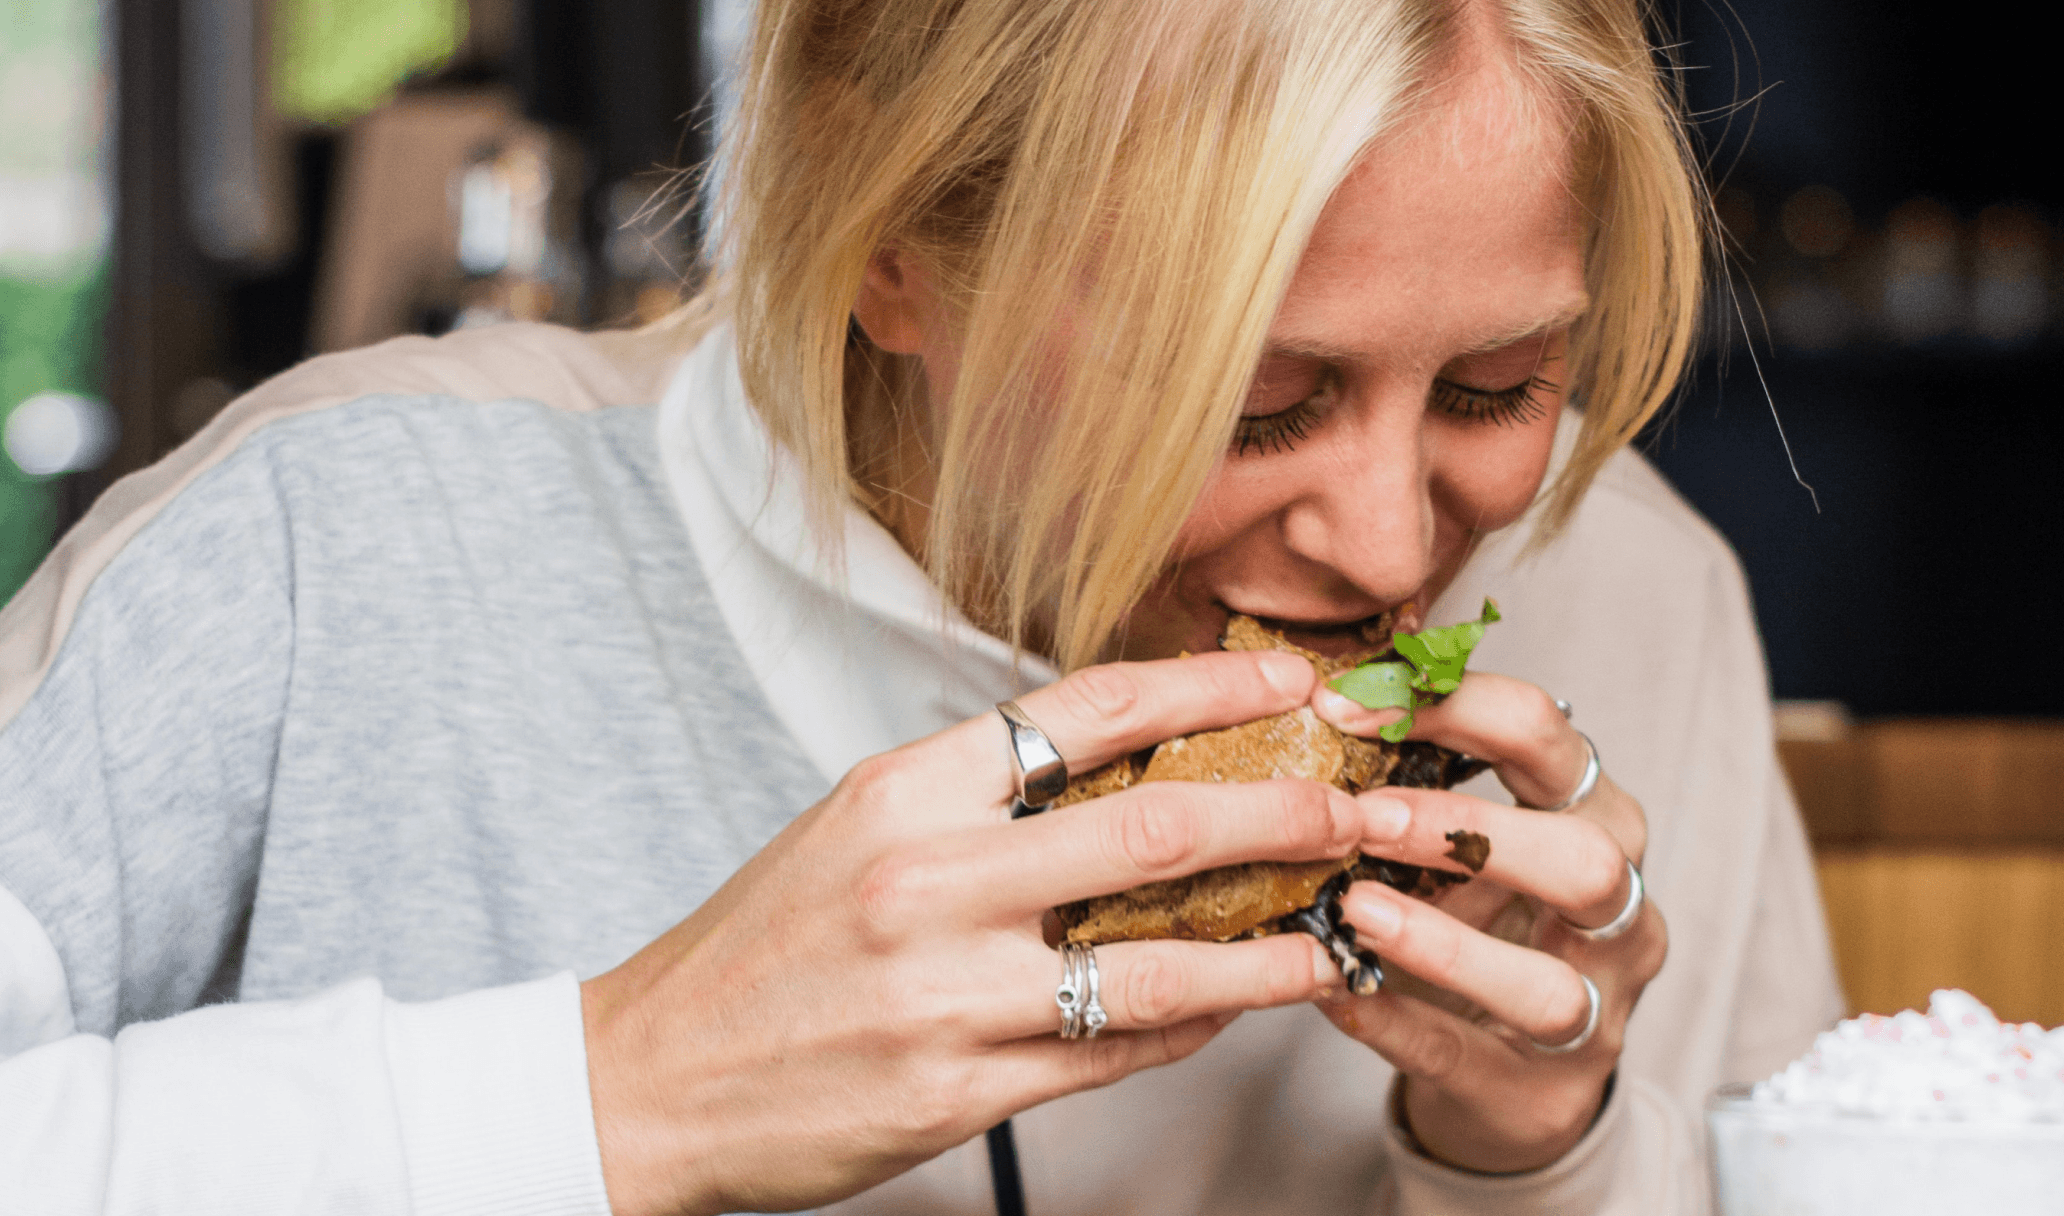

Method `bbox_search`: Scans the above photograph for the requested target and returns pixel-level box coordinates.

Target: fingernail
[1327,788,1362,841]
[1312,941,1340,988]
[1347,890,1404,941]
[1314,685,1406,732]
[1363,795,1411,841]
[1258,652,1312,699]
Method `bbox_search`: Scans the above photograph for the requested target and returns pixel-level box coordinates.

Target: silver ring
[1553,698,1573,720]
[1561,859,1644,943]
[1524,731,1599,813]
[1057,943,1106,1039]
[997,701,1068,818]
[1529,975,1600,1054]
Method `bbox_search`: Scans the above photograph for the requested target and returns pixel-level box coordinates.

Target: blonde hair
[674,0,1703,671]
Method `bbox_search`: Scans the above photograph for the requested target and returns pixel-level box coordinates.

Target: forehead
[1270,50,1588,361]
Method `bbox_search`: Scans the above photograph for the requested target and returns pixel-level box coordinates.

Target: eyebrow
[1262,293,1593,362]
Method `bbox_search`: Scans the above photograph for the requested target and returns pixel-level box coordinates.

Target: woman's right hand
[579,649,1412,1216]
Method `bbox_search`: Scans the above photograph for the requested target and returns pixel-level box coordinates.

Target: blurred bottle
[1968,204,2050,348]
[184,0,297,268]
[1782,185,1856,260]
[1768,185,1859,351]
[1880,198,1964,344]
[411,132,584,334]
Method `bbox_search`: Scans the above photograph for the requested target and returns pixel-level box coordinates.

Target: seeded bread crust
[1054,614,1484,945]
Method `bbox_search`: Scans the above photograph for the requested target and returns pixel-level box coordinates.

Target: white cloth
[656,326,1058,786]
[0,973,606,1216]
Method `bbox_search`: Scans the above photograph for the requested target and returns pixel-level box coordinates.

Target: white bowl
[1707,1084,2064,1216]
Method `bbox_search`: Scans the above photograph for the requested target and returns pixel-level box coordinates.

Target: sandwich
[1049,603,1502,995]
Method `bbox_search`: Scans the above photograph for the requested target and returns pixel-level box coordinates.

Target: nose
[1276,400,1440,609]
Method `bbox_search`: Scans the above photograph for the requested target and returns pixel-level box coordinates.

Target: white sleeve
[1,881,75,1054]
[0,900,612,1216]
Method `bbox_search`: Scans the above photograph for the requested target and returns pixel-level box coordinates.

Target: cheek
[1431,416,1560,530]
[1168,460,1282,559]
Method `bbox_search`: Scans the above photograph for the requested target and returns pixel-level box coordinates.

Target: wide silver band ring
[1529,975,1600,1054]
[1561,859,1644,943]
[997,701,1068,818]
[1056,942,1107,1039]
[1524,730,1600,813]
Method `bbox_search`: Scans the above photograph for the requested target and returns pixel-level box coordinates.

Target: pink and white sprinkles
[1753,990,2064,1122]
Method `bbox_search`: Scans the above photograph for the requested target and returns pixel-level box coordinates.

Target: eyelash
[1232,373,1338,456]
[1428,376,1558,428]
[1230,371,1558,456]
[1232,400,1319,456]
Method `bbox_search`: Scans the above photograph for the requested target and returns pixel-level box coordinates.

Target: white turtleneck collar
[656,325,1062,786]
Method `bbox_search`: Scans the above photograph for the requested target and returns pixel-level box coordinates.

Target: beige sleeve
[1380,1074,1704,1214]
[1721,765,1847,1085]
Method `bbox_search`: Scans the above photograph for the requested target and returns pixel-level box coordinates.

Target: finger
[919,651,1316,813]
[1311,684,1409,737]
[1387,673,1590,813]
[1337,880,1608,1049]
[1317,989,1527,1090]
[847,777,1415,937]
[856,777,1403,923]
[1317,992,1610,1159]
[1398,675,1647,862]
[971,777,1414,914]
[984,1012,1232,1112]
[989,933,1335,1041]
[1548,898,1671,990]
[1353,788,1637,927]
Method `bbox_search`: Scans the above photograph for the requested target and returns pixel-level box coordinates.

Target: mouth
[1240,603,1422,658]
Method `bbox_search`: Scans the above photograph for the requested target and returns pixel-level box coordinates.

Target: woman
[0,0,1841,1211]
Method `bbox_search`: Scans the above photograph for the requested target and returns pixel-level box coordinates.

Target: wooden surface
[1782,719,2064,846]
[1780,717,2064,1026]
[1816,847,2064,1026]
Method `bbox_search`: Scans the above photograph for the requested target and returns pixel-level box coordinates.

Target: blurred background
[0,1,2057,1025]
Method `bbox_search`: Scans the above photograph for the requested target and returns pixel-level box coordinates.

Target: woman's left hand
[1309,672,1667,1174]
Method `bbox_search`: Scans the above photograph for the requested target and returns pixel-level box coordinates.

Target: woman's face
[1120,65,1588,660]
[856,55,1587,660]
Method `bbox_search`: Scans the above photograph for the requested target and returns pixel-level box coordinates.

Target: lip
[1250,612,1385,636]
[1223,601,1425,657]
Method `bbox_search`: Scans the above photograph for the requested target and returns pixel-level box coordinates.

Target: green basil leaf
[1330,660,1416,710]
[1326,601,1502,747]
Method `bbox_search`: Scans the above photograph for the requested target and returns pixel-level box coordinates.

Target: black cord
[985,1119,1028,1216]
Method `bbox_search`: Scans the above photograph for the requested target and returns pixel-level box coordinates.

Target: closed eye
[1428,375,1557,426]
[1231,370,1340,456]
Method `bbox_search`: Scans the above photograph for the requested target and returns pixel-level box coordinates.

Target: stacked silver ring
[1056,942,1107,1039]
